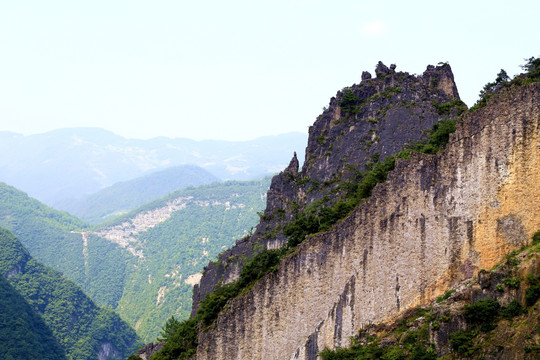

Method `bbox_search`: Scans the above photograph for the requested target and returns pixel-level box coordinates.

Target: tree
[479,69,510,98]
[521,56,540,80]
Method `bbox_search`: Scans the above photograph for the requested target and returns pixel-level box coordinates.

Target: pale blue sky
[1,0,538,141]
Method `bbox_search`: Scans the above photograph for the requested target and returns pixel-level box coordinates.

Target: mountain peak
[192,62,467,313]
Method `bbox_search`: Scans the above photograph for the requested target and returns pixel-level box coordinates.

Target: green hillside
[0,276,66,360]
[0,228,140,360]
[97,177,271,341]
[0,182,135,309]
[0,177,270,342]
[56,165,220,224]
[0,182,88,285]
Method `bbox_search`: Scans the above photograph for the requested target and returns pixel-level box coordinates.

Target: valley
[0,177,272,342]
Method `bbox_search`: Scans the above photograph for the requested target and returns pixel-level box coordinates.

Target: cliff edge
[194,80,540,359]
[192,62,464,315]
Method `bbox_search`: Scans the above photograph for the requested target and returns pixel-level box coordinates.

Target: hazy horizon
[1,1,539,141]
[0,126,308,142]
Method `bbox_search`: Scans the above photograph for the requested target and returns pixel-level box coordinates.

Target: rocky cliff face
[192,62,464,314]
[320,243,540,359]
[194,82,539,359]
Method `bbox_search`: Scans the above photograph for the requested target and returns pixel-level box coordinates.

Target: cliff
[194,81,540,358]
[192,62,465,314]
[319,238,540,359]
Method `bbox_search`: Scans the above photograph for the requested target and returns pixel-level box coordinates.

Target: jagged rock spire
[361,71,372,81]
[284,152,299,175]
[375,61,391,77]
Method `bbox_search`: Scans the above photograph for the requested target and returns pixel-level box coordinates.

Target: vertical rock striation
[195,82,540,359]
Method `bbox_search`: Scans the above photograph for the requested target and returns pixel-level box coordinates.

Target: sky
[0,0,539,141]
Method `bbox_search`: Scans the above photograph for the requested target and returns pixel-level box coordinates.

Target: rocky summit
[192,62,466,314]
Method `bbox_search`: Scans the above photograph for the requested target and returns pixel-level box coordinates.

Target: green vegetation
[111,178,271,341]
[317,134,327,145]
[500,299,524,319]
[85,233,130,307]
[0,276,66,360]
[338,90,359,113]
[284,196,359,248]
[319,340,384,360]
[463,297,500,331]
[0,183,88,286]
[532,230,540,245]
[151,247,285,359]
[525,273,540,306]
[0,182,130,313]
[436,289,455,303]
[318,287,537,360]
[501,276,520,289]
[319,309,437,360]
[0,228,140,360]
[407,118,456,155]
[339,86,404,116]
[0,177,270,342]
[368,86,403,101]
[60,165,219,224]
[151,317,198,360]
[449,329,478,355]
[470,56,540,111]
[320,339,437,360]
[431,99,467,115]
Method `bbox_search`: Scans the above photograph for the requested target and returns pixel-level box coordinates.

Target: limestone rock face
[135,342,164,360]
[195,83,540,359]
[192,62,463,315]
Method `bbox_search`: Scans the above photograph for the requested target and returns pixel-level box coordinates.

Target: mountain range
[1,58,539,360]
[0,128,306,206]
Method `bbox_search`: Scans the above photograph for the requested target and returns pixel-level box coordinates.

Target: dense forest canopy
[0,228,140,360]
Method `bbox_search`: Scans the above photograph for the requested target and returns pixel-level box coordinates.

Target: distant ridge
[0,128,306,205]
[55,164,219,224]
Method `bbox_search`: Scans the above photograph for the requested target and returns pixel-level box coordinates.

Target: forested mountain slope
[92,177,271,341]
[55,165,219,224]
[0,182,129,309]
[0,182,88,285]
[0,175,270,342]
[0,276,66,360]
[0,228,140,360]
